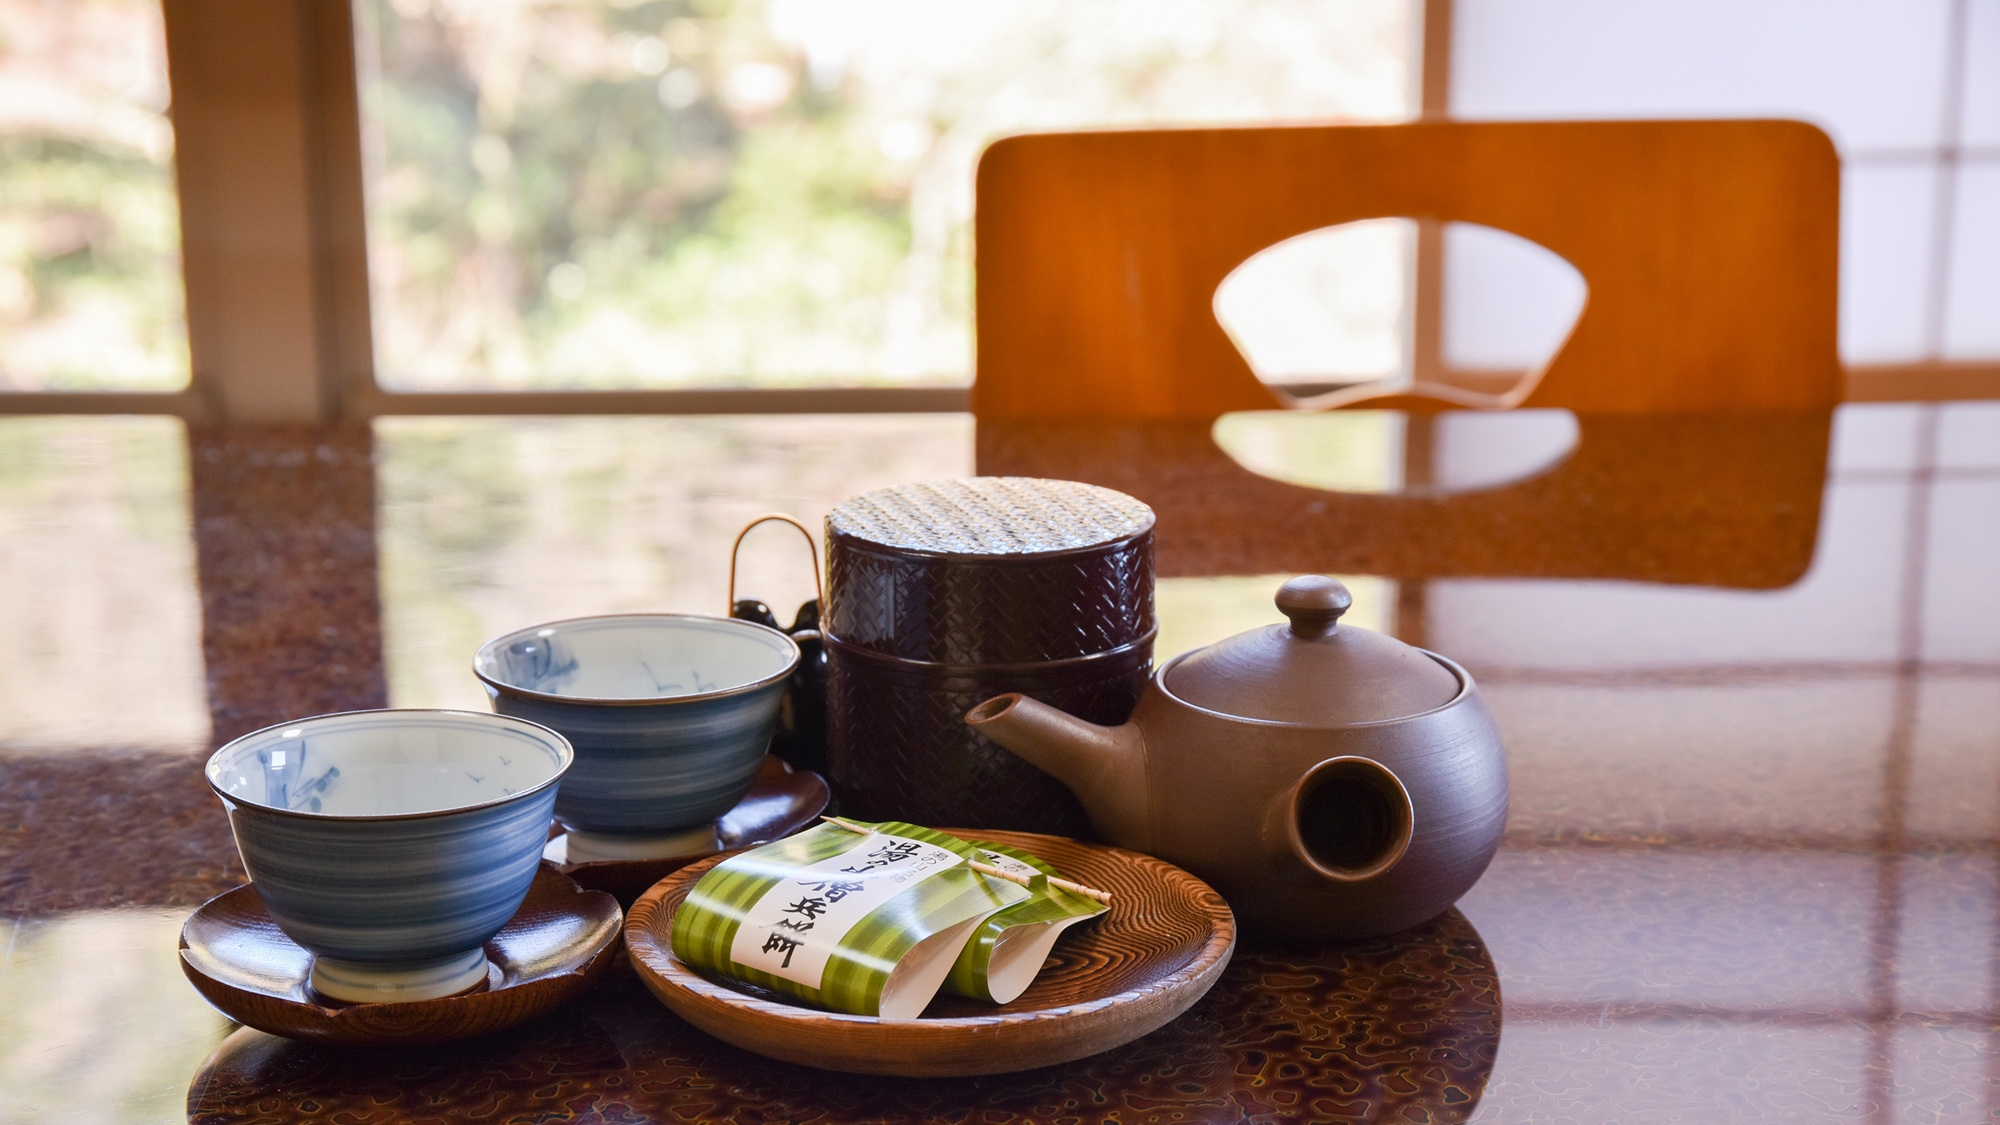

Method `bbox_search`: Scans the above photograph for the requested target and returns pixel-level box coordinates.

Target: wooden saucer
[547,754,830,904]
[624,830,1236,1076]
[180,863,621,1047]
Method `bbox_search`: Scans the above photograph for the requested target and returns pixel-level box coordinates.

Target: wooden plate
[624,830,1236,1076]
[180,863,621,1047]
[546,755,830,905]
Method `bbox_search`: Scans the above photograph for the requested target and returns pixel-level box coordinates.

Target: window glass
[0,0,189,391]
[1965,0,2000,148]
[1946,165,2000,359]
[354,0,1414,390]
[1841,165,1941,362]
[1449,0,1992,367]
[1452,0,1956,151]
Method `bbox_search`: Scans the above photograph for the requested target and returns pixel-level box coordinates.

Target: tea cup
[205,708,573,1002]
[473,613,798,860]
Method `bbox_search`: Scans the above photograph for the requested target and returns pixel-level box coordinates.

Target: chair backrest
[973,120,1841,419]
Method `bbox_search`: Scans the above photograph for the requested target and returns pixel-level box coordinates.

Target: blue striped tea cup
[205,708,574,1003]
[473,614,798,859]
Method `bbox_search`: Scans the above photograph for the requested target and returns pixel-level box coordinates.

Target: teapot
[964,575,1507,940]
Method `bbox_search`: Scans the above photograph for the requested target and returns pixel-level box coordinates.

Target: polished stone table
[2,403,1996,1122]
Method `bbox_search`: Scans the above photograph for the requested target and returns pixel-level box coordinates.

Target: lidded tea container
[824,478,1155,836]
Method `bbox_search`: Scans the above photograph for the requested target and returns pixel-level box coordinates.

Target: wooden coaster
[547,754,830,905]
[180,864,620,1047]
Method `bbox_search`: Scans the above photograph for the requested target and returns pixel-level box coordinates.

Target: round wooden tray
[623,829,1235,1076]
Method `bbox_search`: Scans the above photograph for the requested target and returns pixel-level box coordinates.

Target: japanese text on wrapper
[727,832,962,988]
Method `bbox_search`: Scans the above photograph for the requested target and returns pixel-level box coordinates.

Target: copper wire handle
[727,513,824,616]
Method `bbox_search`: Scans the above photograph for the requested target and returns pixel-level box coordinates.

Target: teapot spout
[1265,756,1415,884]
[965,694,1151,851]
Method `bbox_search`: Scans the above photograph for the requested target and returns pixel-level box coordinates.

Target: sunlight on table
[0,418,207,752]
[0,909,232,1125]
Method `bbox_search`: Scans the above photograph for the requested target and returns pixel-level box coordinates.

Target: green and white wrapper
[943,841,1110,1004]
[670,820,1029,1018]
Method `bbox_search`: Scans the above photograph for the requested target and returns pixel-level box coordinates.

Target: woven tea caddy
[824,478,1155,836]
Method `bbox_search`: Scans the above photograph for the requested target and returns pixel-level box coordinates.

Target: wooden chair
[972,120,1842,419]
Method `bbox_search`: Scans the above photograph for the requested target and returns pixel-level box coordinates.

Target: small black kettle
[728,515,828,775]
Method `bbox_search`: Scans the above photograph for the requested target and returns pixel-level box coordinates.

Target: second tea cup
[473,613,799,860]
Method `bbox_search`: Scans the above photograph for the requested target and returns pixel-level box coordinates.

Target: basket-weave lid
[827,478,1153,557]
[825,478,1156,665]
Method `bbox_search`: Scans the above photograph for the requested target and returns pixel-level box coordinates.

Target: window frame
[0,0,1988,423]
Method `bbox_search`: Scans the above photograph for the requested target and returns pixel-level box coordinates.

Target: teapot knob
[1276,576,1351,638]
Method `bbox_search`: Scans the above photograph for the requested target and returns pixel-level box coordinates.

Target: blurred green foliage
[0,0,188,391]
[363,0,925,387]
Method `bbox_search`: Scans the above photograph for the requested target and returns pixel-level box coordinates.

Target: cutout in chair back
[1210,218,1587,494]
[1439,223,1588,403]
[1213,219,1409,403]
[1213,219,1587,410]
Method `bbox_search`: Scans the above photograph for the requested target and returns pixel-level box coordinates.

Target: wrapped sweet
[670,820,1028,1018]
[943,841,1110,1004]
[670,818,1109,1018]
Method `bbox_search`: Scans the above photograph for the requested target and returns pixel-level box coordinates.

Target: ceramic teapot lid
[1163,576,1460,726]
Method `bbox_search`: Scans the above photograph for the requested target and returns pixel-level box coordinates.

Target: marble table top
[3,403,1997,1122]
